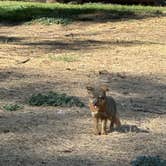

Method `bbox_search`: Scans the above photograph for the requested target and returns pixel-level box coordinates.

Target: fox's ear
[86,86,94,91]
[101,85,109,92]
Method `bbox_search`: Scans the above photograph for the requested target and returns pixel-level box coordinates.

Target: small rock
[57,110,65,115]
[99,70,109,75]
[117,72,126,79]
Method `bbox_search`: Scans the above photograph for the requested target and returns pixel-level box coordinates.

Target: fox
[86,85,121,135]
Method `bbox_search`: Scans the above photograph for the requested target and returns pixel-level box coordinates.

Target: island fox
[86,85,121,135]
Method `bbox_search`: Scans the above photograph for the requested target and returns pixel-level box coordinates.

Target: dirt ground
[0,16,166,166]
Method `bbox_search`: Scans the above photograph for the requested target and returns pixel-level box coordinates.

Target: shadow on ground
[0,36,164,52]
[0,69,165,114]
[0,107,88,135]
[97,71,166,115]
[0,36,25,43]
[21,39,165,50]
[113,124,149,133]
[0,149,118,166]
[0,70,165,165]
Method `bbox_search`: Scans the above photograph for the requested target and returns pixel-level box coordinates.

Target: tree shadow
[92,71,166,115]
[0,69,165,115]
[0,148,119,166]
[22,39,164,51]
[23,39,164,46]
[0,70,26,81]
[0,36,24,43]
[1,38,164,53]
[0,107,87,135]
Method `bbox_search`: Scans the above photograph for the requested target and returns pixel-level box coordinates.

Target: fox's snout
[92,98,98,106]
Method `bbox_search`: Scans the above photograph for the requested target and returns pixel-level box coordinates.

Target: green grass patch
[29,91,85,107]
[0,1,165,24]
[2,104,24,111]
[131,156,166,166]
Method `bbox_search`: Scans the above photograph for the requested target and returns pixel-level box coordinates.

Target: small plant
[131,155,166,166]
[2,104,23,112]
[29,92,85,107]
[29,17,72,25]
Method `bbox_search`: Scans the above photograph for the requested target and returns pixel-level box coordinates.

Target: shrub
[2,104,23,111]
[131,155,166,166]
[29,91,85,107]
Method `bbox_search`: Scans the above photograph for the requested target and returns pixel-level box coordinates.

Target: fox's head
[86,85,109,115]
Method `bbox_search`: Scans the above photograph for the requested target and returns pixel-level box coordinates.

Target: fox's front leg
[101,118,107,135]
[93,117,100,135]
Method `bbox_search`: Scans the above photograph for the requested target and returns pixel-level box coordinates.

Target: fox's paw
[94,131,101,135]
[101,131,107,135]
[109,128,113,133]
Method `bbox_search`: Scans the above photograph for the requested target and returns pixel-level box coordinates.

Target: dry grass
[0,16,166,165]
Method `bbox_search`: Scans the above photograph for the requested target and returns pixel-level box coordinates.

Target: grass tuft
[131,155,166,166]
[28,17,72,25]
[2,104,23,111]
[29,91,85,107]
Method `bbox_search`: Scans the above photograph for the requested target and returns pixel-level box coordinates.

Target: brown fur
[86,85,121,135]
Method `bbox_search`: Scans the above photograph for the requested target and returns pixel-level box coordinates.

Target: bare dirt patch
[0,17,166,165]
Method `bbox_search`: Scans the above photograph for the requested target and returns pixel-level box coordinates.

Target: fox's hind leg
[114,112,121,128]
[110,115,121,132]
[110,119,114,132]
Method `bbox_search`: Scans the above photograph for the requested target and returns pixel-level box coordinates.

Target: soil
[0,16,166,166]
